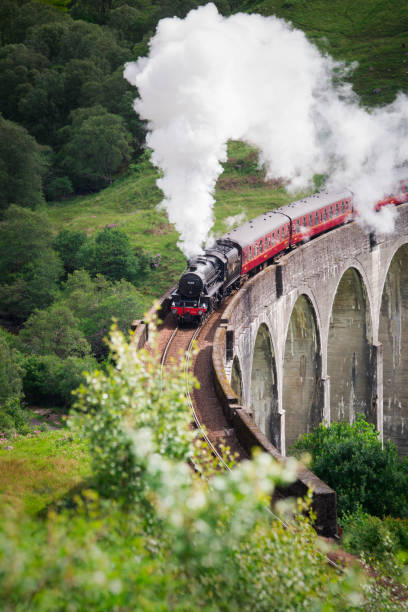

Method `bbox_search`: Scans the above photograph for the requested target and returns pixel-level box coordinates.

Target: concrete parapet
[233,408,337,537]
[212,323,338,537]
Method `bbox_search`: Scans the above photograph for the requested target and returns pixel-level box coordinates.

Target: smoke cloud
[124,3,408,256]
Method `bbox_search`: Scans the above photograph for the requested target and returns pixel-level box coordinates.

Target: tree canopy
[0,116,45,213]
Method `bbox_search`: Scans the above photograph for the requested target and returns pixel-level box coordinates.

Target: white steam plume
[124,3,408,256]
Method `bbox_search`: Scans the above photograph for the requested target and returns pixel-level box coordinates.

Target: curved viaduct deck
[214,202,408,459]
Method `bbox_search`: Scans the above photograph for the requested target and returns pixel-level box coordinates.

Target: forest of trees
[0,0,234,207]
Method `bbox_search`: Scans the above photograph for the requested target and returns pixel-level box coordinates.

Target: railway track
[160,313,231,471]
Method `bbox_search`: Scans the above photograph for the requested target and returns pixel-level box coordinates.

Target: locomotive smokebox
[178,272,203,298]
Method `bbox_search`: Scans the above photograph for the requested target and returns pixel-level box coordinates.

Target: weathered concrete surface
[216,204,408,457]
[379,245,408,456]
[328,268,373,425]
[283,294,321,449]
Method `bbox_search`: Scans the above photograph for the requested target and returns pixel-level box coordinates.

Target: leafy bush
[0,206,63,323]
[70,323,198,504]
[0,115,45,214]
[0,332,24,404]
[341,509,408,585]
[0,396,30,436]
[58,106,132,191]
[44,175,73,201]
[291,416,408,517]
[62,270,144,358]
[53,229,87,275]
[19,303,91,359]
[77,226,149,284]
[0,332,30,434]
[22,353,97,408]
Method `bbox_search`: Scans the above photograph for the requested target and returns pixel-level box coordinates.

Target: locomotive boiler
[170,240,241,323]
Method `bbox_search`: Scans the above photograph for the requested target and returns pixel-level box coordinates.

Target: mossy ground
[0,430,91,516]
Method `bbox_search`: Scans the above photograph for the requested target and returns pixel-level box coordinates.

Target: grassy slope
[241,0,408,106]
[0,431,90,516]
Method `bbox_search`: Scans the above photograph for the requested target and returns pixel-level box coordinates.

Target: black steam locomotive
[170,240,241,323]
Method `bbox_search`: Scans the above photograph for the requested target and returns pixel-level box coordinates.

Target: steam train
[170,178,408,324]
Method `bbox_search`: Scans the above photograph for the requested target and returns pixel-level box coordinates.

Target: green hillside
[242,0,408,106]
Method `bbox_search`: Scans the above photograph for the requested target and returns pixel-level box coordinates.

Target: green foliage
[70,322,198,503]
[291,416,408,518]
[0,326,400,609]
[61,270,143,358]
[44,175,73,201]
[341,509,408,586]
[0,430,91,515]
[19,303,91,359]
[53,228,87,274]
[77,225,148,283]
[0,115,45,213]
[0,206,63,323]
[62,326,398,609]
[0,333,24,405]
[22,353,97,408]
[0,333,28,435]
[59,105,132,191]
[0,396,31,436]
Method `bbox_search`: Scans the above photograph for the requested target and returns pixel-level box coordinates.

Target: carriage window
[254,244,258,257]
[259,239,263,254]
[315,212,319,224]
[248,246,252,260]
[335,202,339,215]
[320,211,323,222]
[309,214,313,225]
[303,217,307,226]
[341,201,344,213]
[296,219,300,232]
[323,209,327,221]
[329,206,333,219]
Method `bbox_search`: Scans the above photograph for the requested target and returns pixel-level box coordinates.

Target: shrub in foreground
[0,325,400,609]
[341,509,408,586]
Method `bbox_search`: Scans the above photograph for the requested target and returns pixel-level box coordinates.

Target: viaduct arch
[217,204,408,457]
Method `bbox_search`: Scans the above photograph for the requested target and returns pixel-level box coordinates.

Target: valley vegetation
[0,0,407,608]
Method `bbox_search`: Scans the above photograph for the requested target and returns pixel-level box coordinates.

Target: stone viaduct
[214,202,408,458]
